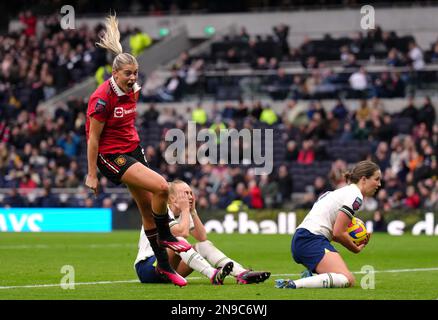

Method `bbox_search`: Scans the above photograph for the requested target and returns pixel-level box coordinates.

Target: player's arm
[332,211,365,254]
[85,117,105,196]
[190,209,208,242]
[169,191,191,238]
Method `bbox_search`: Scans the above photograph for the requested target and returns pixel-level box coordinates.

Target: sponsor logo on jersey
[113,107,136,118]
[114,107,124,118]
[352,197,363,211]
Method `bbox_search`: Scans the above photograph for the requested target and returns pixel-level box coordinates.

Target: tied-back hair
[169,179,186,195]
[344,160,379,184]
[96,13,138,71]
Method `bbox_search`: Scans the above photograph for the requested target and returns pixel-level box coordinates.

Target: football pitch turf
[1,232,437,300]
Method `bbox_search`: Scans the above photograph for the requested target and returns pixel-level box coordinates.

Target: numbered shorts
[97,145,148,185]
[291,228,337,273]
[135,256,168,283]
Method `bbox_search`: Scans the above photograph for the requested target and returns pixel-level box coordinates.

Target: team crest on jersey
[114,156,127,166]
[352,197,362,211]
[95,99,107,113]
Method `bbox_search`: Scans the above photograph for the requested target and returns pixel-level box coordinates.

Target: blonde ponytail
[96,14,123,55]
[96,13,138,71]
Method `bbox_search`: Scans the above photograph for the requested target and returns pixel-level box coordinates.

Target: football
[347,217,368,245]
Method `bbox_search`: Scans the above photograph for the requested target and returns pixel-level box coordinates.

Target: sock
[152,211,177,242]
[293,273,350,288]
[144,228,172,271]
[178,248,216,279]
[194,240,246,276]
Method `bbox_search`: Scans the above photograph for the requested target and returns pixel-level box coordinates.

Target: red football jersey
[86,77,141,154]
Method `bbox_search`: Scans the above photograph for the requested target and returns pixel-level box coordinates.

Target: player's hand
[85,174,99,197]
[362,232,371,245]
[355,243,366,253]
[190,194,196,214]
[175,191,190,212]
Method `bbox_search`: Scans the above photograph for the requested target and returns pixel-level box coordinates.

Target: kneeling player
[275,160,380,289]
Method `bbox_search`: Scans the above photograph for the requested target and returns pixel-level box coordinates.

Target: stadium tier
[0,5,437,213]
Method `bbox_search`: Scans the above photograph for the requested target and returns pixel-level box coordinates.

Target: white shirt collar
[109,76,141,97]
[168,206,176,217]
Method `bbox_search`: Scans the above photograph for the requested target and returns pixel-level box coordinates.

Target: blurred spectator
[95,64,112,86]
[313,176,330,198]
[403,185,420,209]
[19,10,37,37]
[284,140,299,162]
[372,142,390,172]
[57,132,80,157]
[142,104,160,124]
[4,188,27,207]
[349,67,370,98]
[260,175,280,209]
[102,197,115,210]
[372,210,387,232]
[408,41,425,71]
[417,96,436,132]
[259,105,278,125]
[328,159,347,188]
[217,182,235,209]
[277,165,292,203]
[247,180,263,209]
[37,186,60,207]
[399,96,418,121]
[386,48,405,67]
[353,119,370,141]
[297,140,315,165]
[129,28,152,57]
[331,99,348,121]
[19,173,37,192]
[156,69,184,102]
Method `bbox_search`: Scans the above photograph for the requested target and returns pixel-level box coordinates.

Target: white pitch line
[1,267,438,290]
[0,280,140,290]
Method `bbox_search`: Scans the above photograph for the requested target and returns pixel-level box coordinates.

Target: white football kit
[297,184,363,241]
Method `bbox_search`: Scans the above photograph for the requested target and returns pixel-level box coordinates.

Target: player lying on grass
[134,179,271,285]
[276,160,380,289]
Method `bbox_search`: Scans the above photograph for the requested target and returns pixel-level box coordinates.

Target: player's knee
[155,179,169,197]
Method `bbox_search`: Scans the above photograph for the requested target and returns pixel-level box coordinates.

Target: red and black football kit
[86,76,146,184]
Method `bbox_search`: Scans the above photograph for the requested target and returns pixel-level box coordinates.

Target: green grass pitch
[1,232,437,300]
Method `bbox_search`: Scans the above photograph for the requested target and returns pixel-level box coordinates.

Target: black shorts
[97,145,149,185]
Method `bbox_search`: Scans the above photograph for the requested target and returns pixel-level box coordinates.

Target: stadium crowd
[0,12,148,116]
[145,24,438,102]
[1,11,437,218]
[1,94,437,215]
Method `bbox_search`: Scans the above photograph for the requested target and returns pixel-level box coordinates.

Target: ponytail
[96,14,123,55]
[344,160,379,184]
[96,13,138,71]
[344,171,352,183]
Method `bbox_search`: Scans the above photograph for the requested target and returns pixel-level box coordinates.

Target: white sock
[194,240,246,276]
[178,248,216,279]
[293,273,350,288]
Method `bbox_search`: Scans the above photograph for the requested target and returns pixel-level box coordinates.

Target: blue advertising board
[0,208,112,232]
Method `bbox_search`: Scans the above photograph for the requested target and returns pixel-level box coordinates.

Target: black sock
[152,211,177,241]
[144,228,172,271]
